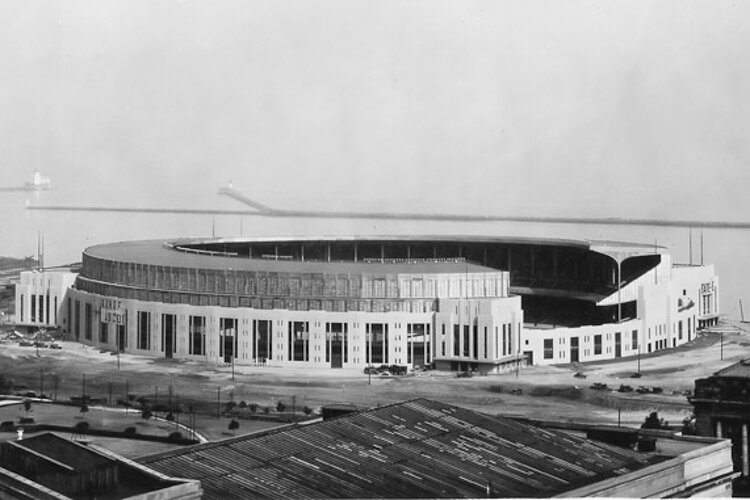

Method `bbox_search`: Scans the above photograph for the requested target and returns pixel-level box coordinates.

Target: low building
[139,398,736,498]
[0,432,200,499]
[691,358,750,491]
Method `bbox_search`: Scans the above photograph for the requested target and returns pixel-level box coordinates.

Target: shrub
[263,406,270,414]
[238,400,247,409]
[168,431,183,442]
[165,412,175,422]
[228,419,240,435]
[276,401,286,412]
[303,405,313,416]
[124,426,137,435]
[141,407,153,420]
[641,411,669,430]
[249,403,258,413]
[153,404,170,414]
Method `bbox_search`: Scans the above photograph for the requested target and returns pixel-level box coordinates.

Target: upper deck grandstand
[79,236,666,329]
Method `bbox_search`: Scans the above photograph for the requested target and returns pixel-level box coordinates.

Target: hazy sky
[2,0,749,221]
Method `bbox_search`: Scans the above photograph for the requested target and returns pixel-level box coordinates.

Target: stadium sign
[101,298,125,325]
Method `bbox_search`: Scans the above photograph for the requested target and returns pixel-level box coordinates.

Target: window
[289,321,309,362]
[483,326,488,360]
[138,311,151,350]
[453,325,460,357]
[117,324,126,350]
[189,316,206,355]
[632,330,638,350]
[84,303,93,340]
[594,335,602,355]
[543,339,553,359]
[99,322,108,343]
[31,295,36,322]
[74,300,81,339]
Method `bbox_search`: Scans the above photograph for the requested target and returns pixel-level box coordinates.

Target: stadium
[17,235,719,372]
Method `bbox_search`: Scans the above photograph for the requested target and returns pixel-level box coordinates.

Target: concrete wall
[14,271,76,329]
[560,438,736,497]
[64,288,523,370]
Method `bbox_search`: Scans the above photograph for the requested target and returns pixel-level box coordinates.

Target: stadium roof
[84,235,666,274]
[138,399,666,499]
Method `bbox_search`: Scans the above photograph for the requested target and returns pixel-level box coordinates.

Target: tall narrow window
[74,300,81,339]
[31,295,36,323]
[453,325,460,357]
[594,334,602,355]
[99,322,108,343]
[543,338,553,359]
[84,303,93,340]
[138,311,151,350]
[189,316,206,355]
[483,326,488,359]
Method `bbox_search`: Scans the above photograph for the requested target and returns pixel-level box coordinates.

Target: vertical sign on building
[101,298,125,325]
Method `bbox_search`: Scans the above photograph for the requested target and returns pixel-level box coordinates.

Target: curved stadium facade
[19,235,720,372]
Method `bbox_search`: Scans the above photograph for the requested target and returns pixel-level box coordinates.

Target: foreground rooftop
[139,399,677,499]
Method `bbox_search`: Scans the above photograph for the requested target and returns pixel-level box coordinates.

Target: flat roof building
[0,432,200,499]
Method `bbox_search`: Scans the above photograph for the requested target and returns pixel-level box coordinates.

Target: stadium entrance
[161,314,176,359]
[220,318,238,364]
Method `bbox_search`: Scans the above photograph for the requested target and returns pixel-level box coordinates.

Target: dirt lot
[1,320,748,438]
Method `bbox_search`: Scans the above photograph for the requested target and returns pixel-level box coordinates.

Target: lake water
[2,193,748,321]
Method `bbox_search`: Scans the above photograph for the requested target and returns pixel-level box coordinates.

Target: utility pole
[217,387,221,419]
[39,369,44,397]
